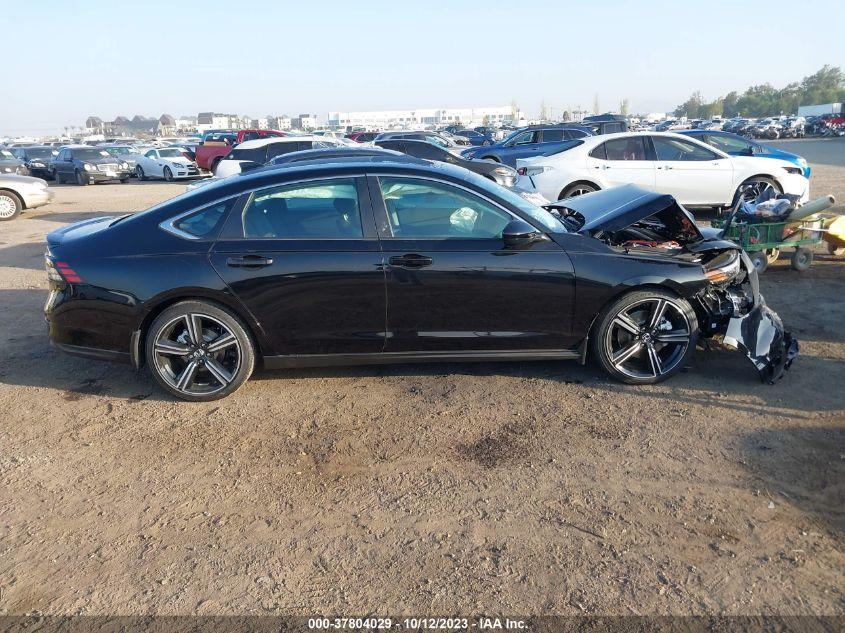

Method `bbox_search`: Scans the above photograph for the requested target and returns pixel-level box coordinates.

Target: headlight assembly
[703,249,743,285]
[83,163,94,171]
[783,166,803,175]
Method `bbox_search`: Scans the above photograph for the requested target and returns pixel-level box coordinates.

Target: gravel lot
[1,139,843,617]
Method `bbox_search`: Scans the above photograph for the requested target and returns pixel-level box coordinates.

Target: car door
[369,174,577,353]
[56,149,71,177]
[585,137,656,190]
[649,135,734,205]
[501,130,541,166]
[209,176,386,356]
[143,150,160,177]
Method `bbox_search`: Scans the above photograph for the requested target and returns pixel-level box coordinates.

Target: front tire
[0,190,22,221]
[791,247,813,271]
[591,289,698,385]
[53,170,62,184]
[75,169,87,186]
[145,301,255,401]
[163,166,174,182]
[136,166,146,181]
[733,176,781,205]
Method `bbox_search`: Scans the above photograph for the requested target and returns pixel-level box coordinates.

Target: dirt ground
[0,139,843,617]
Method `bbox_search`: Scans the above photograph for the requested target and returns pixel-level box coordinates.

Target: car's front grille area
[97,163,119,172]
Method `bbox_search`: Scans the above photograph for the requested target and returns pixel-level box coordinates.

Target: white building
[328,106,519,131]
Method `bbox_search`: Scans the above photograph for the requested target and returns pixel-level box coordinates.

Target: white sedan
[214,136,344,178]
[134,148,200,181]
[516,131,809,208]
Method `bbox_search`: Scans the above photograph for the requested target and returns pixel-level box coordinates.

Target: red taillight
[55,261,82,284]
[517,167,527,176]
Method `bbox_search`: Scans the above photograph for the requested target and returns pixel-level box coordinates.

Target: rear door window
[603,137,648,160]
[652,137,719,161]
[541,129,565,142]
[241,178,364,239]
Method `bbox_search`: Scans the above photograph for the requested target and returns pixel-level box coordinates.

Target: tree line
[673,65,845,119]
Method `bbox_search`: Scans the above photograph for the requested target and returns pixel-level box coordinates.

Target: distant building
[291,114,319,131]
[268,115,292,131]
[327,106,519,131]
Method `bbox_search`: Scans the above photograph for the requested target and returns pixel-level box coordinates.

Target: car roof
[235,136,326,149]
[270,147,403,164]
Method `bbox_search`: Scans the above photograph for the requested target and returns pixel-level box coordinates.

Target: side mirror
[502,218,543,248]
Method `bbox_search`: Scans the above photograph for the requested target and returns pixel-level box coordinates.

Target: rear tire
[0,190,22,221]
[560,182,598,199]
[591,289,698,385]
[790,247,813,271]
[145,300,255,402]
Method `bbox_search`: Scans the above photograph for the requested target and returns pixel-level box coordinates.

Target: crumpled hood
[547,184,704,240]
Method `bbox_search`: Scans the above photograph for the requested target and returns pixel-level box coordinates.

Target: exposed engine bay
[547,186,799,382]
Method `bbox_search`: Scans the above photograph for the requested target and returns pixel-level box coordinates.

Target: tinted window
[603,137,648,160]
[603,123,625,134]
[589,144,607,160]
[405,142,447,160]
[704,134,753,154]
[230,147,267,163]
[378,177,512,239]
[73,148,111,160]
[266,143,300,159]
[242,179,363,239]
[541,129,565,142]
[565,129,589,140]
[173,198,234,238]
[652,137,718,161]
[376,140,404,153]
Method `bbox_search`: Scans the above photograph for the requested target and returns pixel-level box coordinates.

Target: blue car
[679,130,810,178]
[453,129,494,146]
[461,125,593,167]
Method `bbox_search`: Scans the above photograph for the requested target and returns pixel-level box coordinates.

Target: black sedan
[375,138,518,188]
[44,158,797,401]
[11,146,56,178]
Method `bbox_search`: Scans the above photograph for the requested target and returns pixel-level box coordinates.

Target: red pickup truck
[195,129,286,173]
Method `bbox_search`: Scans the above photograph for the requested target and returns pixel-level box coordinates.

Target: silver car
[0,175,53,220]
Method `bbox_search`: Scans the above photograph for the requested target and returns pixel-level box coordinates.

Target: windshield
[1,150,15,159]
[74,148,111,160]
[460,169,564,233]
[25,147,54,159]
[158,148,184,158]
[103,146,132,155]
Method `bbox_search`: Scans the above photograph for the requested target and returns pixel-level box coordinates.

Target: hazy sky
[4,0,843,136]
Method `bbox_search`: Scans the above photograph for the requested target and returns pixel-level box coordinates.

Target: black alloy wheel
[593,290,698,384]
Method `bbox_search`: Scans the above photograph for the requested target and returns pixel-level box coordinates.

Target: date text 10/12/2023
[307,617,528,630]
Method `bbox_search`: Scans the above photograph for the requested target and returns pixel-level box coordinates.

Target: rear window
[230,147,267,163]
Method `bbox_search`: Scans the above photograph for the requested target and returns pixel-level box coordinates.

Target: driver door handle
[227,255,274,268]
[389,254,433,269]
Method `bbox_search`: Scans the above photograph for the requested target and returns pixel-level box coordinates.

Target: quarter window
[242,178,363,239]
[704,134,753,155]
[652,137,718,161]
[172,198,236,238]
[603,137,648,160]
[589,144,607,160]
[378,177,512,239]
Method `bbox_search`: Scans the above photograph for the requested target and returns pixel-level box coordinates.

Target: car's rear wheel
[146,301,255,401]
[0,190,22,221]
[560,182,598,199]
[592,289,698,384]
[136,166,146,181]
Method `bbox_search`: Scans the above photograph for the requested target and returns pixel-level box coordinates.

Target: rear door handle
[226,255,274,268]
[389,254,433,269]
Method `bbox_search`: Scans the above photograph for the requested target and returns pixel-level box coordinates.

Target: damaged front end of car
[549,184,799,382]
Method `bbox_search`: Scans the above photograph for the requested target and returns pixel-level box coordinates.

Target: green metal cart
[710,216,826,273]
